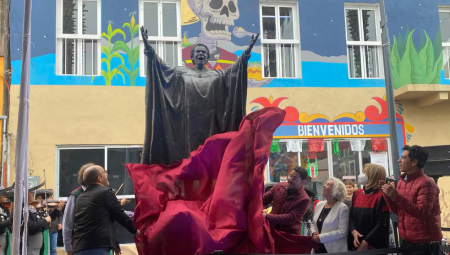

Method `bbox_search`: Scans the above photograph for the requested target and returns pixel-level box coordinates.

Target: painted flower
[251,96,299,122]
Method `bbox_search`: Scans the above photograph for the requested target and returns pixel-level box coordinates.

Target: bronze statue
[140,26,259,165]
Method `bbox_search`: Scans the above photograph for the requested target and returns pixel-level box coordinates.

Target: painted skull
[188,0,240,40]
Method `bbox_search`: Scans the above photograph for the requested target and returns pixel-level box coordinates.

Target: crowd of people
[0,162,138,255]
[263,144,443,254]
[0,144,442,254]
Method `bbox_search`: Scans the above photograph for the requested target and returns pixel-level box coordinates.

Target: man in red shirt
[263,166,311,235]
[380,145,442,254]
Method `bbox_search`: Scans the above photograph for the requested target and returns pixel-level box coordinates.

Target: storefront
[253,94,411,197]
[266,138,393,194]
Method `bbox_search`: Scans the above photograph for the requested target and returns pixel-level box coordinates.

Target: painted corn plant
[391,28,443,89]
[92,22,126,85]
[113,13,140,86]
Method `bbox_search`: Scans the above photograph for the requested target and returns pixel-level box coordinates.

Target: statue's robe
[141,46,250,165]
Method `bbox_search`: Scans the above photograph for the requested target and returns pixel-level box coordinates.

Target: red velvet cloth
[126,108,319,254]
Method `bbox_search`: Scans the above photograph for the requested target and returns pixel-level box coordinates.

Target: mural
[250,95,415,146]
[91,14,141,86]
[10,0,391,88]
[181,0,271,87]
[391,27,443,89]
[9,0,450,88]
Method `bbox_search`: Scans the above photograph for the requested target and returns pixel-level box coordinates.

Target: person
[0,184,14,255]
[349,164,389,251]
[140,26,259,166]
[311,178,349,253]
[36,190,64,255]
[26,182,51,255]
[379,145,442,254]
[262,166,311,235]
[62,163,94,255]
[344,180,355,202]
[72,165,139,255]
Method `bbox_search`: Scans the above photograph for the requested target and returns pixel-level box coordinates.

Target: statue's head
[191,43,210,69]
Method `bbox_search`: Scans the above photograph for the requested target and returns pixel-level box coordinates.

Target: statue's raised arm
[141,26,153,53]
[244,33,260,55]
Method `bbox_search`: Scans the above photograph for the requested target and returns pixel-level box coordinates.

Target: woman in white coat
[311,178,349,253]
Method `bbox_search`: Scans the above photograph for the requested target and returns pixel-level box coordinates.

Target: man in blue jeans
[36,190,64,255]
[49,205,63,255]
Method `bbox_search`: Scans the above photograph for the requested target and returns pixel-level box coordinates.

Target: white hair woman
[311,178,349,253]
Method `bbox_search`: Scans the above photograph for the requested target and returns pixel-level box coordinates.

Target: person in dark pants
[36,189,64,255]
[63,163,93,255]
[73,165,139,255]
[380,145,442,255]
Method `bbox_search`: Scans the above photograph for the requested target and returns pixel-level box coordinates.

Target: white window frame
[139,0,182,77]
[55,145,142,200]
[439,6,450,78]
[440,6,450,48]
[344,4,384,79]
[55,0,102,76]
[259,1,302,78]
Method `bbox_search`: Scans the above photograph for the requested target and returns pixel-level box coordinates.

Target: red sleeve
[392,179,438,220]
[384,194,398,214]
[266,197,310,225]
[263,185,275,206]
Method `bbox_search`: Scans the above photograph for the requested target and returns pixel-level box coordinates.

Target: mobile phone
[386,177,396,184]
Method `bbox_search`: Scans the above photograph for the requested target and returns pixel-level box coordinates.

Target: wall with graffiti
[9,0,449,88]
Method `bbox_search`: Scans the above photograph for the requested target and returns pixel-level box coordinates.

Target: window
[56,146,142,199]
[344,4,383,79]
[139,0,182,76]
[56,0,101,75]
[440,7,450,78]
[265,138,393,196]
[260,3,301,78]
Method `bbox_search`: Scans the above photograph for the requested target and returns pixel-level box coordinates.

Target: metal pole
[12,0,32,254]
[379,0,401,180]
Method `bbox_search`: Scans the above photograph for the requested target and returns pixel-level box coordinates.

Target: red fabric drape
[126,108,319,254]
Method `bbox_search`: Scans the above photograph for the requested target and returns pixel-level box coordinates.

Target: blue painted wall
[9,0,449,87]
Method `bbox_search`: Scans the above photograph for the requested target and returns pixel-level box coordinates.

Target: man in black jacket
[73,165,139,255]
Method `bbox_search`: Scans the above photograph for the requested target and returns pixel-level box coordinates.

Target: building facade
[8,0,450,247]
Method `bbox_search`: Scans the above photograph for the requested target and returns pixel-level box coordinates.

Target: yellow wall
[399,99,450,146]
[247,87,386,118]
[8,85,388,190]
[9,86,146,190]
